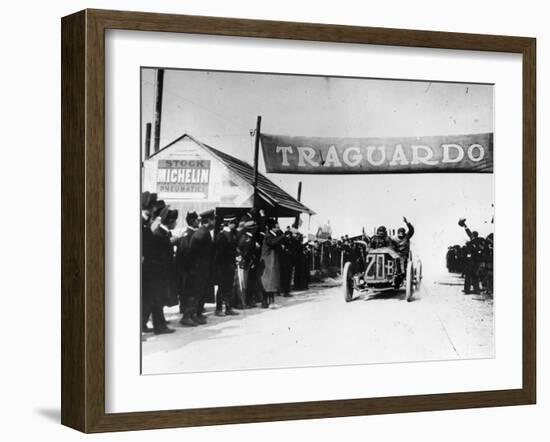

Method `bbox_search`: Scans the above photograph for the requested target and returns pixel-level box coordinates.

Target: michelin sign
[156,159,211,193]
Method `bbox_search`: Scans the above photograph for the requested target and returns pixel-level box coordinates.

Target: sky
[141,68,494,275]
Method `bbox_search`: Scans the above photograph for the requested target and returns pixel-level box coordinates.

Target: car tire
[343,261,354,303]
[415,260,422,290]
[405,260,414,302]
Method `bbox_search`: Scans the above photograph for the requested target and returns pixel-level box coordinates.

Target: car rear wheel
[343,262,354,303]
[405,260,414,302]
[415,260,423,290]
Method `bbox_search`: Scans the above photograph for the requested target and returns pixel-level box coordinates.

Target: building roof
[149,134,315,216]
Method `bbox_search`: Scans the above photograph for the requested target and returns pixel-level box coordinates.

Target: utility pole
[153,69,164,153]
[144,122,152,159]
[252,115,262,208]
[294,181,302,228]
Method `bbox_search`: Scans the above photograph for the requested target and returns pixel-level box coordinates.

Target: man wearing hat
[214,215,240,316]
[149,199,167,232]
[370,225,396,249]
[141,192,157,333]
[295,238,311,290]
[293,232,307,291]
[237,220,260,308]
[481,233,493,295]
[146,206,179,334]
[392,216,415,275]
[186,209,217,324]
[279,228,294,297]
[458,218,486,294]
[176,211,200,326]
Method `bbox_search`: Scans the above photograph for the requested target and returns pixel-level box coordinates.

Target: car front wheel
[343,262,354,303]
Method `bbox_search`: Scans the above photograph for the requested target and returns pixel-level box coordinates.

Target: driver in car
[369,225,395,249]
[393,217,415,274]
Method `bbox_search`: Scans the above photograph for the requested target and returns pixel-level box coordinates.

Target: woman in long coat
[260,219,284,307]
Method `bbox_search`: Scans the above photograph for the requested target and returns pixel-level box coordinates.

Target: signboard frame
[61,9,536,433]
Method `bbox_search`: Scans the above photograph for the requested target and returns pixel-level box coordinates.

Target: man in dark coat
[214,216,240,316]
[481,233,494,295]
[392,216,415,274]
[176,211,200,327]
[293,234,310,290]
[458,218,486,294]
[148,207,179,334]
[370,226,397,249]
[237,221,260,308]
[149,199,166,232]
[279,229,294,297]
[141,192,157,333]
[186,209,216,325]
[393,217,415,256]
[446,247,455,273]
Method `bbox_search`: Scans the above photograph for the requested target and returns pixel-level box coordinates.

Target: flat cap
[199,209,216,219]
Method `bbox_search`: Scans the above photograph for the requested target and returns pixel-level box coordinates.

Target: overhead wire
[141,79,253,134]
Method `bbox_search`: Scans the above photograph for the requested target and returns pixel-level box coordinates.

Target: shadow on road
[142,289,331,355]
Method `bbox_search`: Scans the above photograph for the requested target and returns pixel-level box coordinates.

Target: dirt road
[142,274,493,374]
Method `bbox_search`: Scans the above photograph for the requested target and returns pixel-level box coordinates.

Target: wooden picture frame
[61,9,536,433]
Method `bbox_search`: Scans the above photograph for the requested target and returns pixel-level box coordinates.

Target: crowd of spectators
[141,191,314,335]
[446,218,493,295]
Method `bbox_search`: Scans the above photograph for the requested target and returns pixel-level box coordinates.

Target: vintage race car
[342,245,422,302]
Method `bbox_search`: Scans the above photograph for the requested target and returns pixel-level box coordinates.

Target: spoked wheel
[343,262,354,303]
[405,260,414,302]
[415,260,423,290]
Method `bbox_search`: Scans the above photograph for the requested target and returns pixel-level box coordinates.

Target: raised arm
[458,218,474,239]
[403,217,415,239]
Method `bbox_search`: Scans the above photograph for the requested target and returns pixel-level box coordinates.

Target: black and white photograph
[2,0,545,438]
[140,67,495,375]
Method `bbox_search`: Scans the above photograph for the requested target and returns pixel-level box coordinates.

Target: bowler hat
[185,211,199,225]
[160,207,178,224]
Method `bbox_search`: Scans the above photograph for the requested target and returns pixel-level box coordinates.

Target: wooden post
[294,181,302,228]
[153,69,164,153]
[252,115,262,208]
[144,122,152,159]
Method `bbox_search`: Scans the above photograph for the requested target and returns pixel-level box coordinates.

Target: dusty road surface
[142,273,493,374]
